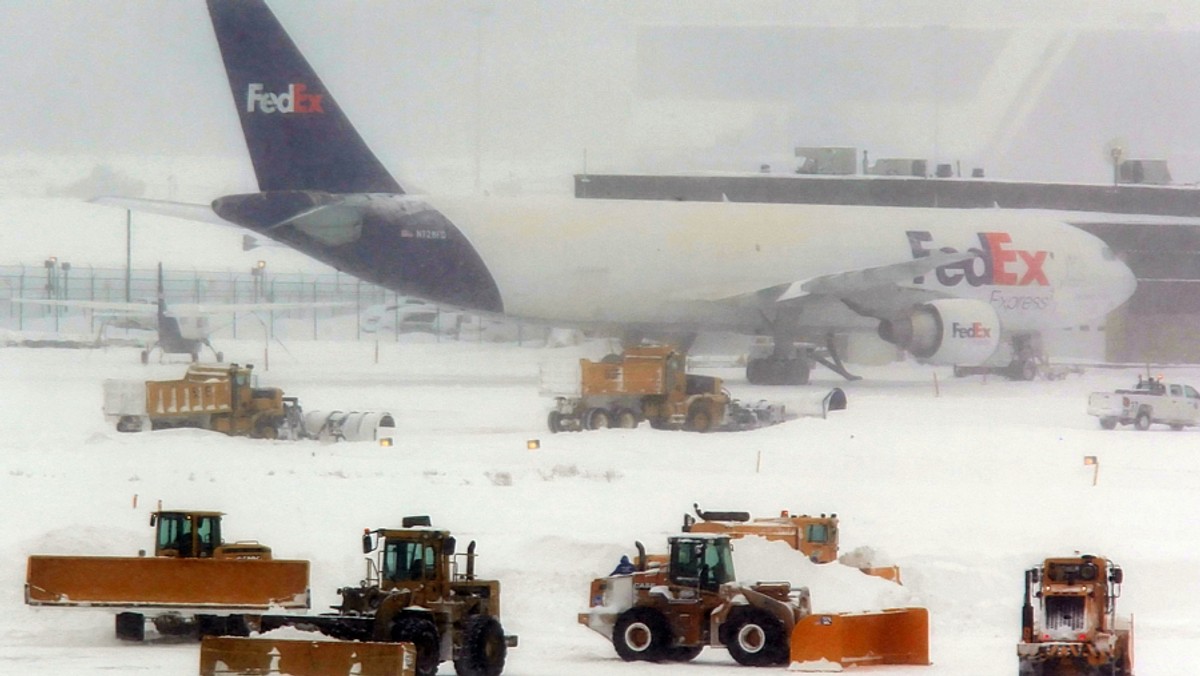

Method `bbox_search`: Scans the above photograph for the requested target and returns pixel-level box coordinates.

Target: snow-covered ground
[2,332,1199,675]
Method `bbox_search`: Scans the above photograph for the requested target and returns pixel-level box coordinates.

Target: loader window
[670,539,733,591]
[383,540,436,582]
[195,515,220,558]
[157,514,183,552]
[156,513,193,557]
[806,523,829,544]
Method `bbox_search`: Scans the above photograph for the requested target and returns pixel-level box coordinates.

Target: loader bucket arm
[790,607,929,669]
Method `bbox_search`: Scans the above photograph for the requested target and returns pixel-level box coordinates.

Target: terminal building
[575,154,1200,364]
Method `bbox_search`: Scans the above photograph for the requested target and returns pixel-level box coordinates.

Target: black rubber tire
[1171,424,1185,431]
[1019,359,1038,381]
[614,409,638,429]
[687,404,713,433]
[1135,410,1152,431]
[613,607,670,662]
[1100,417,1117,430]
[786,358,811,385]
[725,607,788,667]
[746,359,765,384]
[115,612,145,641]
[391,615,441,676]
[453,615,507,676]
[547,410,564,433]
[664,645,703,662]
[585,408,610,431]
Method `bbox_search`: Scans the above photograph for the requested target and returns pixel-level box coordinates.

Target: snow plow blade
[790,607,929,671]
[199,637,415,676]
[25,555,309,608]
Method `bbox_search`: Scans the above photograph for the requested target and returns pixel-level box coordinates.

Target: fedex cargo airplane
[106,0,1137,384]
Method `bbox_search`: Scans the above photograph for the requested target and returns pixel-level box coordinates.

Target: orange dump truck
[547,345,786,433]
[25,510,309,641]
[683,504,902,583]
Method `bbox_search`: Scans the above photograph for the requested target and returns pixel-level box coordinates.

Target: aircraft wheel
[725,607,788,666]
[391,615,440,676]
[613,607,669,662]
[547,411,564,433]
[785,357,811,385]
[140,350,149,365]
[746,358,765,384]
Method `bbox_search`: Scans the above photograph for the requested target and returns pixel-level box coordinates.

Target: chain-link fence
[0,262,550,344]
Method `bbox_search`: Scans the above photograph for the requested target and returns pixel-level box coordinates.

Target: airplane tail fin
[206,0,403,194]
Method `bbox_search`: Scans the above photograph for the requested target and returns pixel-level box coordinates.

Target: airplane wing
[742,249,980,319]
[90,197,235,228]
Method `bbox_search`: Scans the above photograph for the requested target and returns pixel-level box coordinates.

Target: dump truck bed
[26,555,309,609]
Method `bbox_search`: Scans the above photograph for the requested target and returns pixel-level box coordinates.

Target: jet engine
[878,298,1000,365]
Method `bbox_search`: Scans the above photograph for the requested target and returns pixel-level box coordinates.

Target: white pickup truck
[1088,378,1200,430]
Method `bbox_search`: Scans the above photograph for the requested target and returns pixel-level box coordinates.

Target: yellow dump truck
[24,510,310,641]
[103,363,303,439]
[1018,554,1133,675]
[547,345,786,432]
[683,504,902,583]
[578,533,928,669]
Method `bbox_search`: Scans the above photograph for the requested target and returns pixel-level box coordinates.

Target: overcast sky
[4,0,1200,195]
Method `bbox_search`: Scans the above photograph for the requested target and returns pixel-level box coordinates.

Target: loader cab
[365,520,456,596]
[152,510,222,558]
[668,535,734,592]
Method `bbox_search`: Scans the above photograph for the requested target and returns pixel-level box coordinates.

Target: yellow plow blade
[199,637,415,676]
[790,607,929,670]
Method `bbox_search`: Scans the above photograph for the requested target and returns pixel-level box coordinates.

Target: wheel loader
[1018,554,1133,676]
[683,503,902,583]
[578,534,929,669]
[24,509,310,641]
[199,516,517,676]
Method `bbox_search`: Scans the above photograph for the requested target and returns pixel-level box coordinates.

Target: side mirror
[362,531,377,554]
[149,513,158,527]
[1111,568,1123,584]
[1029,568,1040,583]
[443,536,456,556]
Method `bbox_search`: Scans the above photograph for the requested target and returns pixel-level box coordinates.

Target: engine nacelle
[878,299,1000,365]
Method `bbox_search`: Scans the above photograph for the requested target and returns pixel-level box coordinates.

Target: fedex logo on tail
[908,231,1049,287]
[246,83,324,114]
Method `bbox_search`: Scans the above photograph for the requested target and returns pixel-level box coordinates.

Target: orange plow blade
[26,556,309,608]
[199,637,415,676]
[790,607,929,670]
